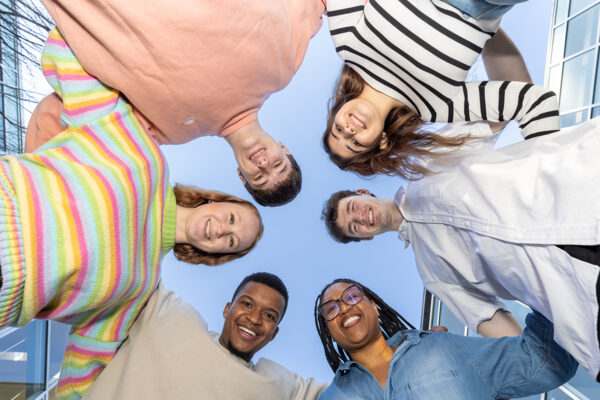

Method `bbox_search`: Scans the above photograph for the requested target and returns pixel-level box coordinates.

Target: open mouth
[368,208,374,225]
[350,113,366,129]
[205,218,212,240]
[249,148,266,161]
[342,315,360,328]
[238,325,258,338]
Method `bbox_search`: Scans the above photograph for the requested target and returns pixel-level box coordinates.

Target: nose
[247,308,262,325]
[256,154,269,168]
[215,221,227,238]
[352,207,366,225]
[343,123,356,136]
[338,300,353,315]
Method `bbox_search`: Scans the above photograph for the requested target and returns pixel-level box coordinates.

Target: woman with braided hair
[314,278,577,399]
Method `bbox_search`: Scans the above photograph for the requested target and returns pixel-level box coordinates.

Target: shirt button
[183,116,195,126]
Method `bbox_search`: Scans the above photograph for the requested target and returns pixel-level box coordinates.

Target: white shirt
[396,120,600,378]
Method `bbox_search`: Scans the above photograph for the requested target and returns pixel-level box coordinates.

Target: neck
[224,119,263,148]
[359,83,403,118]
[348,334,395,387]
[381,198,404,233]
[174,205,191,243]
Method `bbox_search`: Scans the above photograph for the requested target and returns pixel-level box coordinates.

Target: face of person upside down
[328,98,387,160]
[183,201,261,254]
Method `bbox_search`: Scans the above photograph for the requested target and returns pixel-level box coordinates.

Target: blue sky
[156,0,554,383]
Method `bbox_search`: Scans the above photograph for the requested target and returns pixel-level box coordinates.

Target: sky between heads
[157,0,553,382]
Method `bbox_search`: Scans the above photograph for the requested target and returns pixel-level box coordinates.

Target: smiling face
[327,98,387,160]
[321,282,382,353]
[219,281,285,362]
[235,134,292,190]
[335,192,393,240]
[184,201,260,254]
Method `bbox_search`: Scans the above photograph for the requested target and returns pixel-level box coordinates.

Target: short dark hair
[231,272,289,320]
[314,278,414,372]
[244,154,302,207]
[322,190,376,243]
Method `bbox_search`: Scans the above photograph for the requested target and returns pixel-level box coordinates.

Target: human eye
[241,300,251,308]
[351,202,355,212]
[229,213,235,225]
[229,235,234,248]
[351,139,362,147]
[273,160,282,169]
[335,124,343,133]
[264,312,275,321]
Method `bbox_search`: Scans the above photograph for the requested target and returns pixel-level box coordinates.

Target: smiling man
[27,0,327,206]
[82,273,326,399]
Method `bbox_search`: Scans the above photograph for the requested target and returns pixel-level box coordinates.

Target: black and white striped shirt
[327,0,559,138]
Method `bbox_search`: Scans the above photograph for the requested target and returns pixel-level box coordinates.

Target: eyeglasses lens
[320,286,363,321]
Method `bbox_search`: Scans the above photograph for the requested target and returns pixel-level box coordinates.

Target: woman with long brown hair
[323,0,556,179]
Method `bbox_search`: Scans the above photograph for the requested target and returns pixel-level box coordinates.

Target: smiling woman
[173,184,264,266]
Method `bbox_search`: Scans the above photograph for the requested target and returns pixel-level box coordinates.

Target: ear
[236,168,247,185]
[356,189,371,196]
[269,326,280,341]
[278,142,291,155]
[370,299,379,317]
[223,302,232,319]
[379,132,389,150]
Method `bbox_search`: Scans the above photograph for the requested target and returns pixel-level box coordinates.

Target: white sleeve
[425,279,508,333]
[326,0,366,31]
[431,121,498,154]
[253,359,328,400]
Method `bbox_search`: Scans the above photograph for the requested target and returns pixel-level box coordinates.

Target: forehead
[322,282,354,303]
[235,282,285,312]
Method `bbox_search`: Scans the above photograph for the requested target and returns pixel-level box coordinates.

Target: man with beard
[82,272,326,399]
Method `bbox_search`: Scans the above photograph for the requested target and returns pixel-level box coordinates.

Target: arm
[56,331,122,400]
[480,28,532,134]
[477,308,523,337]
[25,93,65,152]
[453,312,577,398]
[42,28,126,128]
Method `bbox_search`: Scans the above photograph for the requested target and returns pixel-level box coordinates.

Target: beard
[226,340,253,362]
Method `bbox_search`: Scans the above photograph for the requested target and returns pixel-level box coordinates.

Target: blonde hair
[173,184,264,266]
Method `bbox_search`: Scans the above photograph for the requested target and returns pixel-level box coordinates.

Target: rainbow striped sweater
[0,29,176,399]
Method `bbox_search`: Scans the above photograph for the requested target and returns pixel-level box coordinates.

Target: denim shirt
[319,312,577,400]
[442,0,527,19]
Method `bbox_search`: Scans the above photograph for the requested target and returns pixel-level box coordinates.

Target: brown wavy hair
[173,184,264,266]
[323,65,471,180]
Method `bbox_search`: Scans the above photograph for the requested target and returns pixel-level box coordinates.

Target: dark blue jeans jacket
[319,312,577,400]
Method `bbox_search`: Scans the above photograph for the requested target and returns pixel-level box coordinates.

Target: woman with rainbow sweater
[0,29,263,399]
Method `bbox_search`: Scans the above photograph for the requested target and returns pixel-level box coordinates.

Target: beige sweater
[82,284,327,400]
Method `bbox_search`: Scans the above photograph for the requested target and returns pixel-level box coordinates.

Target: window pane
[548,65,562,99]
[592,105,600,117]
[551,24,567,64]
[570,0,598,15]
[560,50,595,111]
[554,367,600,399]
[438,303,466,335]
[560,110,588,127]
[565,4,600,57]
[555,0,569,24]
[48,321,70,385]
[0,322,47,400]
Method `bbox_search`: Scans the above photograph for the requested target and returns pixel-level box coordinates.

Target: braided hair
[314,278,415,373]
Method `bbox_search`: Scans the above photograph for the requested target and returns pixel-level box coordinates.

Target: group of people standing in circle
[0,0,597,399]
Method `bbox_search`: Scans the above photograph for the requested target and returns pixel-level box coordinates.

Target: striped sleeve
[457,81,560,139]
[327,0,365,31]
[41,28,127,128]
[55,331,121,400]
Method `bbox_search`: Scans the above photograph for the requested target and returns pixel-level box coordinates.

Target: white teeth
[250,149,265,161]
[350,114,366,129]
[369,209,374,225]
[343,315,359,328]
[239,326,257,336]
[206,219,211,240]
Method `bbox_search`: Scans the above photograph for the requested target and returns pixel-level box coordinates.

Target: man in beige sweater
[82,273,326,399]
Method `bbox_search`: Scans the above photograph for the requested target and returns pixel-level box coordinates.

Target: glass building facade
[547,0,600,126]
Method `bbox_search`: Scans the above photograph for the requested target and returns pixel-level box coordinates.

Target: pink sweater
[34,0,326,147]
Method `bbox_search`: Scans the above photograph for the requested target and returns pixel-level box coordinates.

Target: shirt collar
[394,186,410,247]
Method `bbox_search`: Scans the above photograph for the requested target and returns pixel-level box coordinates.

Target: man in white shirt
[82,273,327,399]
[321,117,600,381]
